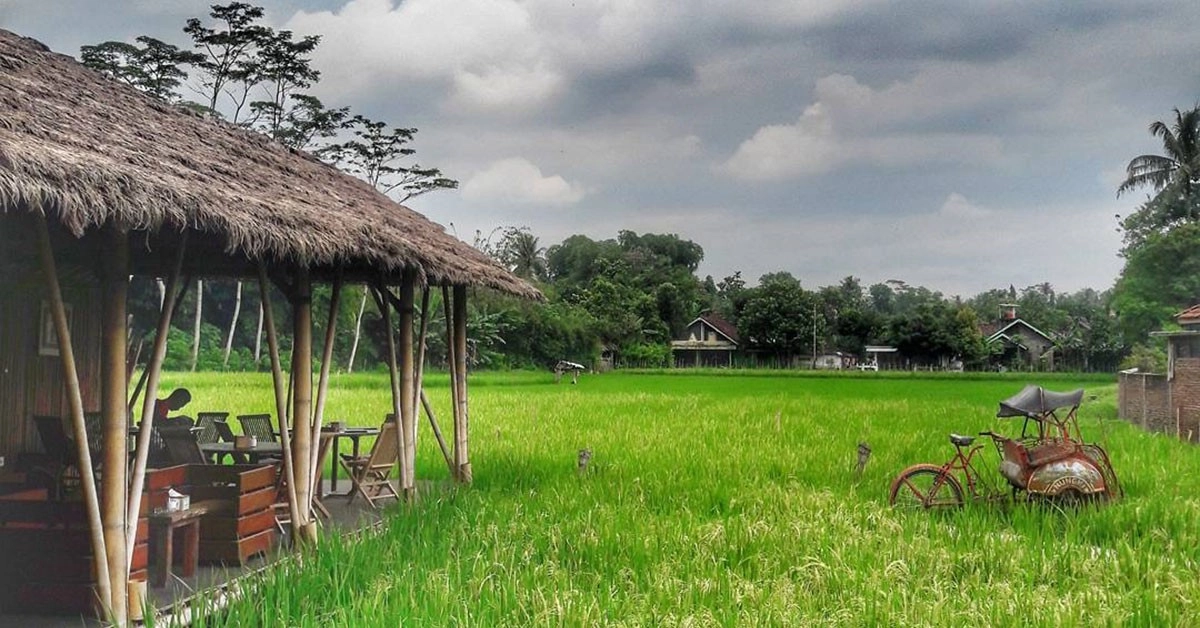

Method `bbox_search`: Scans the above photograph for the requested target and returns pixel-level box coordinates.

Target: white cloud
[720,81,1005,181]
[461,158,587,205]
[939,193,990,218]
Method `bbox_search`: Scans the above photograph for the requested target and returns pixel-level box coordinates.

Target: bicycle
[888,432,1006,509]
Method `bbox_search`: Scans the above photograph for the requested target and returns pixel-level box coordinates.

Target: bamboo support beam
[290,267,316,542]
[34,215,112,615]
[100,225,130,623]
[258,265,301,539]
[309,276,341,505]
[373,283,406,496]
[420,389,453,471]
[442,286,460,475]
[412,288,430,444]
[398,271,417,498]
[126,234,187,566]
[453,285,471,483]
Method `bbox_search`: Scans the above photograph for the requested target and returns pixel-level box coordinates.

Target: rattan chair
[195,412,229,445]
[237,414,278,443]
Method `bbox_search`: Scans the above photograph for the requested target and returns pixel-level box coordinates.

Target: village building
[670,313,740,368]
[980,304,1055,370]
[0,29,536,624]
[1119,304,1200,441]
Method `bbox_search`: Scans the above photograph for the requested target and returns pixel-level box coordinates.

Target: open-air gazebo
[0,29,537,624]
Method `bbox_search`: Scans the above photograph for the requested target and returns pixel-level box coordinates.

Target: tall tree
[184,2,269,120]
[1118,106,1200,206]
[80,37,203,101]
[247,29,322,138]
[323,115,458,203]
[496,227,547,282]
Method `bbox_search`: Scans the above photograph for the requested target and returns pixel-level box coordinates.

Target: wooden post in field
[258,265,301,539]
[100,224,130,623]
[127,235,187,566]
[453,285,471,483]
[398,270,417,499]
[310,276,341,504]
[34,215,112,615]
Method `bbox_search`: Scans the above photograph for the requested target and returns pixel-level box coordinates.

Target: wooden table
[149,505,210,588]
[200,441,284,464]
[324,427,380,495]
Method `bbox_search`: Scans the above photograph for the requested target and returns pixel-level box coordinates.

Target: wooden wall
[0,221,102,463]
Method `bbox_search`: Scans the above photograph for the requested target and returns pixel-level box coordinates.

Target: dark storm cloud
[806,1,1147,65]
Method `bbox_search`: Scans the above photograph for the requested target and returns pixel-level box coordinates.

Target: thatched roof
[0,29,539,298]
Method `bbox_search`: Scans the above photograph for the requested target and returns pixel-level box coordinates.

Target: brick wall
[1172,358,1200,442]
[1118,372,1172,434]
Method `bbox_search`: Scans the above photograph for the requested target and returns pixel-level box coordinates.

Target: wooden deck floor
[0,479,407,628]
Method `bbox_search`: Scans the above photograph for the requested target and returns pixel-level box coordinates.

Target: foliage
[80,37,204,100]
[1112,105,1200,344]
[321,116,458,203]
[183,2,269,118]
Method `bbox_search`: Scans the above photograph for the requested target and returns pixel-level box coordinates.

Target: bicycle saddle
[949,433,975,447]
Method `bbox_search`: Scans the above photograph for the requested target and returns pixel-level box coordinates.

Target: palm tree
[501,229,546,281]
[1118,106,1200,201]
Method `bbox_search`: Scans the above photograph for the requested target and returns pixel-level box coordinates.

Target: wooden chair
[159,428,208,466]
[32,415,75,497]
[338,420,400,509]
[237,414,278,443]
[195,412,229,445]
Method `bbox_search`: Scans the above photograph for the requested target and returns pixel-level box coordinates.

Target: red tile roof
[698,313,740,344]
[1178,305,1200,325]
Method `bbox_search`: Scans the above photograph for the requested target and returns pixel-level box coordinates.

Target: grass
[157,370,1200,627]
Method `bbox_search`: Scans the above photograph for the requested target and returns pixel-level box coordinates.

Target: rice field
[161,370,1200,627]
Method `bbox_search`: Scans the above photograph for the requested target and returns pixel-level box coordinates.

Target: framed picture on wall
[38,300,70,357]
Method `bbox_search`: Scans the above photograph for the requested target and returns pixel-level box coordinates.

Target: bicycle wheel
[889,464,965,510]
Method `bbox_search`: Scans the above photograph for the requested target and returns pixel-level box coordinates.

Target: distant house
[980,304,1055,370]
[814,352,852,370]
[863,345,900,370]
[1120,304,1200,441]
[671,313,740,367]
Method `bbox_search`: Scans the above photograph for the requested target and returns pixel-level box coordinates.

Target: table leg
[330,435,341,493]
[180,520,199,579]
[150,523,172,588]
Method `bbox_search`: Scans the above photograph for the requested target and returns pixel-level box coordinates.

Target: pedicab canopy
[996,385,1084,419]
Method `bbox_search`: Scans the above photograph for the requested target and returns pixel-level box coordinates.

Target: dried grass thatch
[0,29,539,298]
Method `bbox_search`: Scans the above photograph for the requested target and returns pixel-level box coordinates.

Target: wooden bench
[0,484,151,615]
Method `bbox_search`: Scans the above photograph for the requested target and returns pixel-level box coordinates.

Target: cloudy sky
[4,1,1199,296]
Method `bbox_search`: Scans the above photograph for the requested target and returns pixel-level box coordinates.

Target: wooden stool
[149,506,208,588]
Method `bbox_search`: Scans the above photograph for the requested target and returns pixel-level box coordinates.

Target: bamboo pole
[420,389,453,471]
[126,234,187,566]
[373,283,406,497]
[309,275,341,506]
[290,267,316,542]
[34,215,112,615]
[100,225,130,623]
[258,265,301,538]
[442,285,460,469]
[412,288,430,441]
[453,285,471,483]
[398,271,417,498]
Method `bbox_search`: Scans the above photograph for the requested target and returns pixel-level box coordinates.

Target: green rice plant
[157,371,1200,627]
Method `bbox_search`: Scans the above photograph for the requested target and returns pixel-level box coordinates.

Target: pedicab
[888,385,1121,509]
